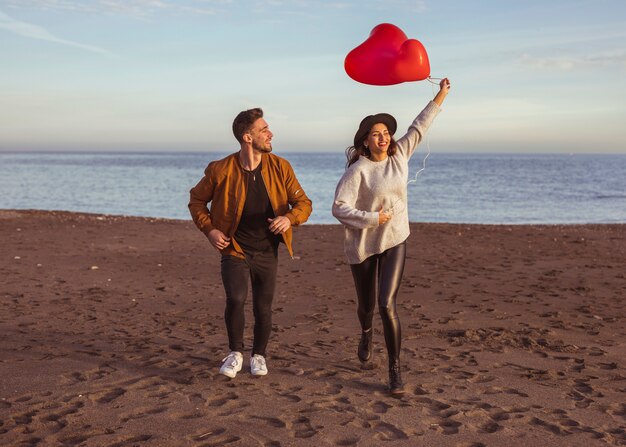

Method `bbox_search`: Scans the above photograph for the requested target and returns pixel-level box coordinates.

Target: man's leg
[221,255,249,354]
[248,249,278,358]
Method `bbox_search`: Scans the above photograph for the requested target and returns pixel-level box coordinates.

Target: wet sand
[1,210,625,446]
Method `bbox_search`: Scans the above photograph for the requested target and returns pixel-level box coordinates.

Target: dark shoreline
[2,208,625,227]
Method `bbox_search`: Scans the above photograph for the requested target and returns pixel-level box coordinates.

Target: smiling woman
[345,112,398,166]
[332,78,450,395]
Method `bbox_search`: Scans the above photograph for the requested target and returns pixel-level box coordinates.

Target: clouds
[0,0,624,153]
[0,10,112,54]
[2,0,428,18]
[2,0,219,18]
[520,51,626,71]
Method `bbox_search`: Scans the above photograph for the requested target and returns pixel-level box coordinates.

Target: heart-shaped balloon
[345,23,430,86]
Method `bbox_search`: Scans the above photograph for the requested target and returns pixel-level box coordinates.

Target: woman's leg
[350,256,378,331]
[377,242,407,393]
[377,242,406,361]
[350,255,378,362]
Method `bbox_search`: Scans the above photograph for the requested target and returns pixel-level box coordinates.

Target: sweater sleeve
[332,166,379,229]
[395,101,441,160]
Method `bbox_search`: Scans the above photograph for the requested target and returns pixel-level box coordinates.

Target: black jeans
[220,248,278,357]
[350,242,406,363]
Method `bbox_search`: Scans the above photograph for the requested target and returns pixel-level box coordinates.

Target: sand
[0,209,624,446]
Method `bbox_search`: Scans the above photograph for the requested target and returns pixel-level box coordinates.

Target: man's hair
[232,108,263,143]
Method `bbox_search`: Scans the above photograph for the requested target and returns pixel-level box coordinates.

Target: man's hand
[208,229,231,251]
[267,216,291,235]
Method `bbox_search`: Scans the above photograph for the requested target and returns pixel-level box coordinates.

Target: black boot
[358,329,373,363]
[388,360,404,395]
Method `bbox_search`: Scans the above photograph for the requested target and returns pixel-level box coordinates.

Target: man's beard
[253,142,272,153]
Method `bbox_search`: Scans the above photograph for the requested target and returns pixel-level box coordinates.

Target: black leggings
[350,242,406,362]
[221,249,277,357]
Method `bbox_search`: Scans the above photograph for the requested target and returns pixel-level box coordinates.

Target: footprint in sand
[290,415,318,439]
[192,427,241,445]
[479,420,501,433]
[263,441,282,447]
[278,386,303,403]
[369,400,391,414]
[107,435,153,447]
[12,410,37,425]
[374,421,408,440]
[335,436,360,446]
[176,410,206,420]
[187,392,206,405]
[572,378,595,395]
[432,419,462,435]
[597,362,617,370]
[417,397,452,414]
[566,390,594,408]
[92,387,126,404]
[413,385,428,395]
[208,392,238,407]
[325,383,343,396]
[483,386,529,398]
[120,406,168,423]
[604,403,626,418]
[530,417,568,436]
[62,371,87,385]
[252,415,287,428]
[57,432,100,446]
[39,400,84,432]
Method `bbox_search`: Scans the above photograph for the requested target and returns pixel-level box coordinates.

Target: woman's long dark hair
[345,137,398,168]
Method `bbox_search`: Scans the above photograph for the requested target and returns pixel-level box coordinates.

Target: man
[189,108,312,379]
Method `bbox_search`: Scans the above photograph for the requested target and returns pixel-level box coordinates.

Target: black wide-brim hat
[353,113,397,147]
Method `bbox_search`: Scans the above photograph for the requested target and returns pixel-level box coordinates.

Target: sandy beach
[1,209,624,446]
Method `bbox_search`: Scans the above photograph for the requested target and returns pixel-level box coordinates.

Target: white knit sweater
[332,101,441,264]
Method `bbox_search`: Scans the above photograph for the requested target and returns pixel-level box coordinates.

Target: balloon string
[407,76,443,185]
[407,135,431,184]
[407,77,439,185]
[427,76,443,85]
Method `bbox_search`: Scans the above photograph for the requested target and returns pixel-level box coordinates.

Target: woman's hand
[439,77,451,92]
[433,77,451,106]
[378,207,392,225]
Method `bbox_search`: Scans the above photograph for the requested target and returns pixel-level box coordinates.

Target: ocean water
[0,152,625,224]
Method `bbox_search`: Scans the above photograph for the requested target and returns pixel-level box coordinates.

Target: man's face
[248,118,273,153]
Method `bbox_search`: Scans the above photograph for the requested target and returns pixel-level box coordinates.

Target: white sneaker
[250,354,268,376]
[219,351,243,378]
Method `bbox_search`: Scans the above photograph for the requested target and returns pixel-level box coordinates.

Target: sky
[0,0,625,153]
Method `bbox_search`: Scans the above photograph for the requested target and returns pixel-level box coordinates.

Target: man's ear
[243,133,252,143]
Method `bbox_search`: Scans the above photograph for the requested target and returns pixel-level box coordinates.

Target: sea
[0,152,625,225]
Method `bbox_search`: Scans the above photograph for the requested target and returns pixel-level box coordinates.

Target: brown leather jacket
[188,152,312,259]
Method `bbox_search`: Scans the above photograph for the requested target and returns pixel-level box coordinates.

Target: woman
[332,79,450,394]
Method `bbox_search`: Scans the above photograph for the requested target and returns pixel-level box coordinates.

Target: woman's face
[365,123,391,160]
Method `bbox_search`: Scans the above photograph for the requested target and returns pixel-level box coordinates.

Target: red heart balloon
[345,23,430,86]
